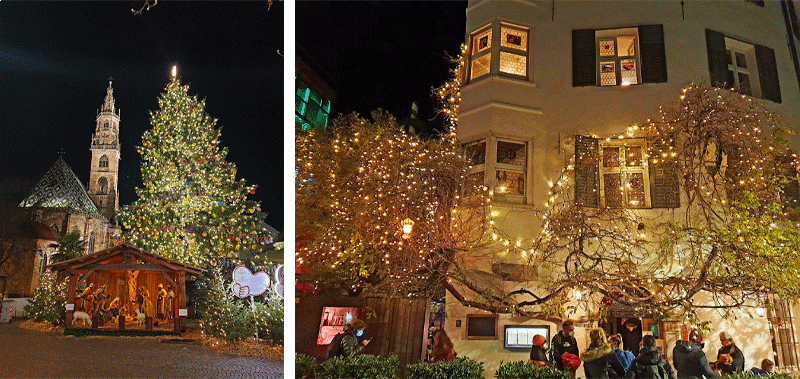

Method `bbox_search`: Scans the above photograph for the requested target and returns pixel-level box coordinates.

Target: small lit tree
[24,272,67,325]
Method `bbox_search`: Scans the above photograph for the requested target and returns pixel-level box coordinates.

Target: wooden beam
[159,271,178,290]
[176,272,186,333]
[82,263,172,272]
[66,274,78,328]
[76,269,96,287]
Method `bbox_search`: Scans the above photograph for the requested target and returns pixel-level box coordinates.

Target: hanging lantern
[401,218,414,239]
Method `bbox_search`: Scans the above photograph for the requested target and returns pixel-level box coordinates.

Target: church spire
[102,77,115,113]
[90,78,121,223]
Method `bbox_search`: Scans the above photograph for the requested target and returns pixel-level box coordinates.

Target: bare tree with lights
[444,82,800,322]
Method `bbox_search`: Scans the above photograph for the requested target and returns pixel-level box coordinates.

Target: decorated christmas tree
[118,77,272,266]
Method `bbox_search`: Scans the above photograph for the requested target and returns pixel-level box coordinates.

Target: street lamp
[401,217,414,239]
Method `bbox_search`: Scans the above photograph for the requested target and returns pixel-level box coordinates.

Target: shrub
[725,372,793,379]
[197,266,257,341]
[296,353,317,378]
[24,272,67,325]
[496,361,573,379]
[407,357,484,379]
[254,293,284,345]
[319,355,399,379]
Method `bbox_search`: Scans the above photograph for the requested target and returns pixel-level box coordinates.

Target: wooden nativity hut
[47,241,203,334]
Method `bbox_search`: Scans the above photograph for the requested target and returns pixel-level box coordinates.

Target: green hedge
[295,353,317,378]
[319,355,399,379]
[724,372,793,379]
[406,357,484,379]
[495,361,573,379]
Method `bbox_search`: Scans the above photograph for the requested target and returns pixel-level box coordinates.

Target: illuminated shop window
[597,29,640,86]
[599,139,650,208]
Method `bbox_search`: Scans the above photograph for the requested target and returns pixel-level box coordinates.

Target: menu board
[504,325,550,349]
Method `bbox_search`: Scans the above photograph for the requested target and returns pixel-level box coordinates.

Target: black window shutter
[573,29,596,87]
[705,29,732,88]
[649,162,680,208]
[639,25,667,83]
[755,44,782,103]
[574,135,599,207]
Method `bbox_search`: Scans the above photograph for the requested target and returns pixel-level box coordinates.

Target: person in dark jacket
[716,331,745,374]
[749,359,774,376]
[530,334,551,366]
[672,330,718,379]
[341,319,371,357]
[627,335,676,379]
[623,319,643,357]
[581,328,627,379]
[552,320,581,371]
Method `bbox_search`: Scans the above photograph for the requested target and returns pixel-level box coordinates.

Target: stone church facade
[3,81,122,298]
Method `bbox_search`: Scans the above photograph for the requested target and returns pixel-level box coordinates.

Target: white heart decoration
[231,266,270,298]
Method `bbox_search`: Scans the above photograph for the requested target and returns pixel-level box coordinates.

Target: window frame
[99,155,109,169]
[498,23,529,79]
[88,232,95,254]
[724,37,761,97]
[598,138,651,208]
[464,140,487,198]
[596,28,641,87]
[766,295,800,370]
[494,139,527,198]
[97,176,108,194]
[468,24,493,81]
[295,77,331,130]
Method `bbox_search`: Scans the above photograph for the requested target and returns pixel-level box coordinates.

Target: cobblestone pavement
[0,321,284,378]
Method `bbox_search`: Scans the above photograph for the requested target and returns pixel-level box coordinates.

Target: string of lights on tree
[446,80,800,320]
[25,272,67,325]
[295,110,487,297]
[431,50,800,320]
[117,77,273,267]
[297,43,800,322]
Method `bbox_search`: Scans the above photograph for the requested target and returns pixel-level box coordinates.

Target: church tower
[88,79,121,222]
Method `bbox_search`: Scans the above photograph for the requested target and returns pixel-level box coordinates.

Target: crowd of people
[540,320,776,379]
[324,319,779,379]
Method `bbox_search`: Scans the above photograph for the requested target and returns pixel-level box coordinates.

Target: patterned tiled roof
[20,158,99,214]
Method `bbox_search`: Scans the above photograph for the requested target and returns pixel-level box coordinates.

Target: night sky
[0,1,284,230]
[296,1,467,133]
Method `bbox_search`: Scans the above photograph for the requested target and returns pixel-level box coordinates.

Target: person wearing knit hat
[530,334,551,367]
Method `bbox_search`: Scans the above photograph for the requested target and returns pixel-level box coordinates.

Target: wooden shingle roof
[47,241,204,276]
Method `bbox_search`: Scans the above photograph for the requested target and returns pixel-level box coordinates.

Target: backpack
[325,333,346,359]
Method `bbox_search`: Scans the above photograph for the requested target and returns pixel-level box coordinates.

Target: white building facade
[448,0,800,376]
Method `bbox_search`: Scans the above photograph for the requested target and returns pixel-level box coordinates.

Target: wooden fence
[296,295,429,368]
